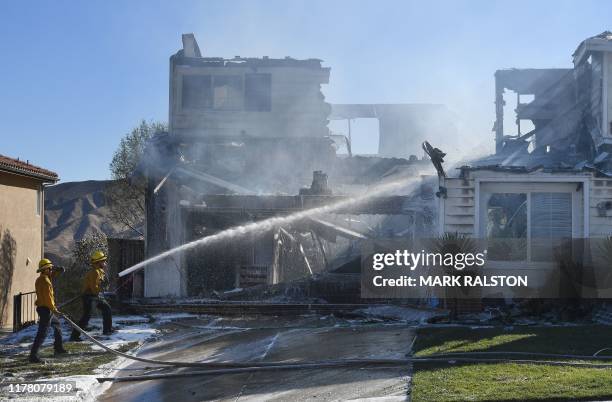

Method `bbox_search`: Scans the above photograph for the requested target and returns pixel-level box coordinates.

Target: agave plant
[595,236,612,292]
[598,235,612,262]
[431,232,481,317]
[434,232,476,259]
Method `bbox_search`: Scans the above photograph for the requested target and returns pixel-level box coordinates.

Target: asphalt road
[99,315,414,402]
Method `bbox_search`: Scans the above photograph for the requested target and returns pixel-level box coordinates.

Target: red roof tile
[0,154,59,182]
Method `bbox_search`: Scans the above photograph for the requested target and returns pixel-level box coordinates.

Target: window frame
[36,186,42,216]
[180,74,213,110]
[475,178,588,270]
[212,75,244,111]
[244,73,272,112]
[178,71,272,113]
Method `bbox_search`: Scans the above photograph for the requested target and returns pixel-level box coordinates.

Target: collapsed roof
[462,31,612,177]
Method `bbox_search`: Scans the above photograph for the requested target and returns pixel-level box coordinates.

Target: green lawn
[411,325,612,402]
[0,341,137,381]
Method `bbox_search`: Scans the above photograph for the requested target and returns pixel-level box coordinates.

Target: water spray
[119,176,421,278]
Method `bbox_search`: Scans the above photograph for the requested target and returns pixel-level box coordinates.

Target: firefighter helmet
[91,250,107,264]
[37,258,53,272]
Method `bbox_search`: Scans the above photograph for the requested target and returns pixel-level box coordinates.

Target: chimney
[182,33,202,58]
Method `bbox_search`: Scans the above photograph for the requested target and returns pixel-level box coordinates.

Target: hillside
[44,180,139,261]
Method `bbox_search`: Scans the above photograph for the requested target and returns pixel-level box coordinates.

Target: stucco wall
[0,172,44,329]
[144,179,185,297]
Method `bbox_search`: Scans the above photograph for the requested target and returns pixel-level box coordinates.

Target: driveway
[99,315,414,401]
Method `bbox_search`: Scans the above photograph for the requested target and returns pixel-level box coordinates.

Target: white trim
[478,180,585,270]
[475,178,589,230]
[40,184,46,256]
[574,38,612,65]
[474,175,590,183]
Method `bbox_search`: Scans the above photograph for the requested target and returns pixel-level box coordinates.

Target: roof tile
[0,154,59,182]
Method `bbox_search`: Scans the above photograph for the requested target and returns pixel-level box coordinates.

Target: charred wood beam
[307,218,368,241]
[310,231,329,269]
[279,227,313,275]
[175,167,256,195]
[193,195,411,215]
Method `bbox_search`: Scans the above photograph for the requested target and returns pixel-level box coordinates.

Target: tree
[53,232,108,316]
[105,120,167,236]
[71,232,108,273]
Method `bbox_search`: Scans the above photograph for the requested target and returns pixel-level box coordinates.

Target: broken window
[181,75,212,109]
[213,75,243,110]
[245,73,271,111]
[486,193,527,261]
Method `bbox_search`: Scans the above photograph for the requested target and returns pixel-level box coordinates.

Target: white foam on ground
[2,313,195,401]
[355,305,441,324]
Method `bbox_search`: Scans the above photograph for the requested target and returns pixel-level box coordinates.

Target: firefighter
[29,258,67,363]
[69,250,113,341]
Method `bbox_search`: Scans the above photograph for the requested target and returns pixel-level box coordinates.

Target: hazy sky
[1,0,610,182]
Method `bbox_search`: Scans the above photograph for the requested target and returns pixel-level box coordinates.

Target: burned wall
[170,52,331,139]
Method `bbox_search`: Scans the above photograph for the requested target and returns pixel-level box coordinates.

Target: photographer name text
[372,275,527,287]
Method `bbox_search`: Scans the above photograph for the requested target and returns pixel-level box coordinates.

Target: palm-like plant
[432,232,481,318]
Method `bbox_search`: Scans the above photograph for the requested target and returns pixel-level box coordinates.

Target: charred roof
[172,54,325,69]
[173,33,325,70]
[573,30,612,65]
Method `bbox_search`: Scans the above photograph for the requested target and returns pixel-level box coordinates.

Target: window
[486,193,527,261]
[181,75,212,109]
[213,75,243,110]
[530,192,572,261]
[181,73,271,112]
[480,182,580,264]
[328,118,380,155]
[245,73,271,111]
[36,188,42,216]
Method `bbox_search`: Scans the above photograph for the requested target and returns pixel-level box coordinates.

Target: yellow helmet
[91,250,107,264]
[38,258,53,272]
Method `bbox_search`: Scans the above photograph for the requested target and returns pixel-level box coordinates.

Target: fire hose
[56,313,612,383]
[96,357,612,383]
[57,271,129,310]
[59,313,411,369]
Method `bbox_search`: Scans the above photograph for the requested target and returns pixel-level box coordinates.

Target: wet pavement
[99,315,414,401]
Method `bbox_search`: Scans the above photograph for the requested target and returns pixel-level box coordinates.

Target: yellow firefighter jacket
[35,272,59,312]
[82,267,106,296]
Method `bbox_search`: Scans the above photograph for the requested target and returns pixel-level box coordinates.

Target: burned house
[439,32,612,298]
[330,104,456,158]
[140,34,451,298]
[491,31,612,160]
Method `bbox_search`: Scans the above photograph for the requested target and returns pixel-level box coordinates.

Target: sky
[1,0,611,182]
